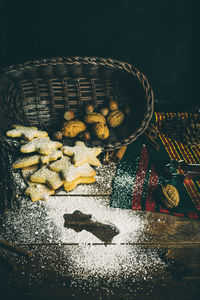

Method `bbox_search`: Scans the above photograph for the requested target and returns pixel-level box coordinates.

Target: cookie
[12,150,63,169]
[30,165,63,189]
[13,155,41,169]
[20,137,63,155]
[40,150,63,164]
[25,182,55,202]
[6,125,48,141]
[62,141,101,167]
[63,176,96,192]
[49,156,71,180]
[49,156,96,181]
[21,165,39,184]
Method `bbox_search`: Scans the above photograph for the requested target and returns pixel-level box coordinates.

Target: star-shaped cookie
[40,150,63,164]
[13,155,41,169]
[49,156,96,181]
[6,125,48,141]
[12,150,63,169]
[25,183,55,201]
[63,176,96,192]
[62,141,102,167]
[20,137,63,155]
[30,165,63,189]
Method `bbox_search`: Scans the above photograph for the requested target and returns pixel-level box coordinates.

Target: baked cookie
[49,156,71,180]
[6,125,48,141]
[25,182,55,202]
[13,155,41,169]
[20,137,63,155]
[30,165,63,189]
[21,165,39,184]
[40,150,63,164]
[62,141,101,167]
[49,156,96,181]
[63,176,96,192]
[12,150,63,169]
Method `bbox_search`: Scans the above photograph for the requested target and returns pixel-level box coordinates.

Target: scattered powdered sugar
[62,141,102,167]
[65,244,166,296]
[57,162,117,195]
[44,196,166,289]
[65,162,96,182]
[45,196,145,244]
[0,162,167,297]
[114,170,135,189]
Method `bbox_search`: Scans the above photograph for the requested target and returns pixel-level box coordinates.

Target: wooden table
[0,162,200,300]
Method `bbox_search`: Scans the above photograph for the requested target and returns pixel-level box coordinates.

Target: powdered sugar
[62,141,101,167]
[57,162,117,195]
[30,165,63,190]
[0,161,166,297]
[43,196,165,291]
[45,196,144,244]
[6,125,48,141]
[50,156,96,182]
[20,137,62,155]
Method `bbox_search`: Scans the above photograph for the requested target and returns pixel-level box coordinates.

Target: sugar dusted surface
[13,154,41,168]
[21,137,63,155]
[57,162,117,195]
[66,163,96,182]
[62,141,101,166]
[49,156,95,182]
[30,165,63,189]
[0,162,167,297]
[6,126,48,141]
[25,183,54,201]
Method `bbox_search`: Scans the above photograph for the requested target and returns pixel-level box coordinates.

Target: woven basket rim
[0,56,154,151]
[1,55,146,71]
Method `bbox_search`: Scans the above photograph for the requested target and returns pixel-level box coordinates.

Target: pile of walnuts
[53,99,130,142]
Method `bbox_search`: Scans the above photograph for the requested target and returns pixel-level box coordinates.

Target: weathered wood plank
[0,244,200,300]
[1,195,200,245]
[2,156,199,300]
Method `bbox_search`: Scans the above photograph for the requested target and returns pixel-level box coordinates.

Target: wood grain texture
[0,244,199,300]
[1,161,200,299]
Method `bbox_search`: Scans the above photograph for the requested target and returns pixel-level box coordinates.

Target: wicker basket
[0,56,154,151]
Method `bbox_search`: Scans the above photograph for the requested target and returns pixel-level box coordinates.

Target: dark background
[0,0,199,111]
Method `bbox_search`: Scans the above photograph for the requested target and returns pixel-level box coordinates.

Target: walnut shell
[62,120,87,137]
[160,184,180,209]
[107,110,125,128]
[93,122,109,140]
[84,112,106,124]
